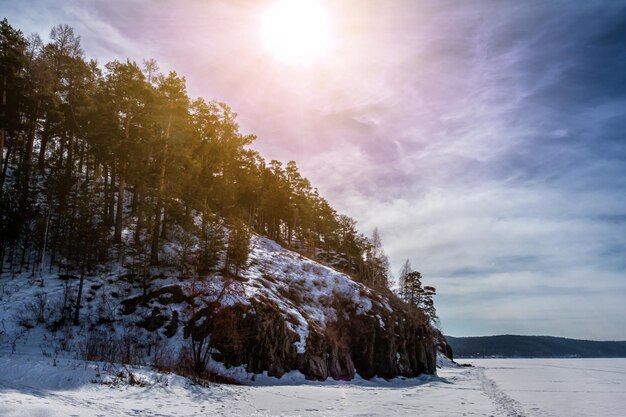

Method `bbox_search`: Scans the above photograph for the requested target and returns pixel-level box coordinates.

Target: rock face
[181,289,437,381]
[341,294,437,379]
[434,330,454,361]
[125,235,441,381]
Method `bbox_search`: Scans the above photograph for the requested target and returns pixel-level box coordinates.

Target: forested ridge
[446,335,626,358]
[0,19,392,289]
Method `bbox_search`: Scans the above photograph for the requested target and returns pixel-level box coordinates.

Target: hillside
[0,18,448,384]
[446,335,626,358]
[0,17,393,295]
[0,233,443,382]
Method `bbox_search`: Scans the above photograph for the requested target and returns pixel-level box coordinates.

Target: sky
[2,0,625,340]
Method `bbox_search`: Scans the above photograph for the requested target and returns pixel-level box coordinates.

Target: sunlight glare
[260,0,332,66]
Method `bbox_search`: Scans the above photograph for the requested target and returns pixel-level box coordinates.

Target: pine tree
[0,18,28,192]
[225,218,251,278]
[401,267,439,327]
[398,258,412,301]
[103,59,151,244]
[70,179,108,324]
[150,71,189,264]
[422,285,439,327]
[198,213,225,274]
[363,228,390,288]
[404,271,424,306]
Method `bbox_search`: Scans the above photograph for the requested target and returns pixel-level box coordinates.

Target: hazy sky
[3,0,625,339]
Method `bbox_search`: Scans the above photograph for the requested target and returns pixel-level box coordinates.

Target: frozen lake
[469,358,626,417]
[0,356,624,416]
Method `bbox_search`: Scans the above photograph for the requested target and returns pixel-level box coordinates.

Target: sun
[260,0,332,66]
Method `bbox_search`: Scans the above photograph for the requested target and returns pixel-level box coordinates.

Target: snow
[2,354,624,416]
[0,354,244,417]
[0,353,476,416]
[470,358,626,417]
[240,234,381,354]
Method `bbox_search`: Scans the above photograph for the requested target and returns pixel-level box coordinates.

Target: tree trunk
[150,113,172,264]
[103,163,110,224]
[114,115,132,243]
[73,265,85,325]
[160,207,167,239]
[109,163,116,224]
[0,128,4,185]
[131,185,138,214]
[57,131,66,169]
[37,118,50,172]
[66,129,74,176]
[17,101,40,214]
[22,99,40,184]
[39,207,50,285]
[150,200,162,264]
[0,69,6,185]
[114,165,126,243]
[134,182,144,246]
[0,133,14,192]
[78,140,85,175]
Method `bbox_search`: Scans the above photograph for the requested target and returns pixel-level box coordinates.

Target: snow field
[470,358,626,417]
[3,354,624,416]
[0,354,502,417]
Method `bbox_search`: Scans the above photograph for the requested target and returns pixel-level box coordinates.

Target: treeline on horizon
[446,335,626,358]
[0,19,392,289]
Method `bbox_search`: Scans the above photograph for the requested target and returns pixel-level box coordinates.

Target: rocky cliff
[122,235,443,381]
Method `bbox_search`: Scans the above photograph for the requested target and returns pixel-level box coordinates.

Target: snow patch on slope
[240,234,379,353]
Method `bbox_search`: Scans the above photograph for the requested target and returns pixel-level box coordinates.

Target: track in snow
[476,367,528,417]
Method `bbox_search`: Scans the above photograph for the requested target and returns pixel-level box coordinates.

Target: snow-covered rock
[1,234,443,382]
[125,234,439,380]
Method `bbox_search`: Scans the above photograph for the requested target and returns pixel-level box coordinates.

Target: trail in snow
[471,358,626,417]
[477,366,528,417]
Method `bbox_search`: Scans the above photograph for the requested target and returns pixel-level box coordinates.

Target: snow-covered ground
[0,354,492,417]
[470,358,626,417]
[3,355,624,416]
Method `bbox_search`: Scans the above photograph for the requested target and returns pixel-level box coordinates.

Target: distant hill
[446,335,626,358]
